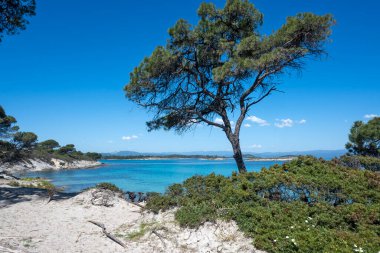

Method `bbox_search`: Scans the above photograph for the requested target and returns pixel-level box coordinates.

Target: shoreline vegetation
[1,155,379,252]
[1,106,103,174]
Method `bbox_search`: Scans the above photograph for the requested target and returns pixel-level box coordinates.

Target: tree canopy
[346,117,380,157]
[125,0,334,172]
[13,131,38,151]
[37,139,60,152]
[57,144,76,155]
[0,106,19,139]
[0,0,36,42]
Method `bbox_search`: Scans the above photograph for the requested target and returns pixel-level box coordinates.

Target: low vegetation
[336,155,380,172]
[8,177,58,191]
[146,156,380,253]
[94,182,124,194]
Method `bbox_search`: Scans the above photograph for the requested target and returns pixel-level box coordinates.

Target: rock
[72,188,124,207]
[0,158,102,173]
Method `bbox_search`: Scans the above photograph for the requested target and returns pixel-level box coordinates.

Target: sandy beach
[0,183,265,253]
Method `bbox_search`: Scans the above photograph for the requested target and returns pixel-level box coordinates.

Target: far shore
[246,157,296,162]
[103,156,296,162]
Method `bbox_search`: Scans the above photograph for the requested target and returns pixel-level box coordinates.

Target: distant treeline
[102,154,298,160]
[103,154,227,160]
[0,106,101,164]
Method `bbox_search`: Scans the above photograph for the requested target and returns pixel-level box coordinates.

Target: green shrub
[145,195,175,213]
[337,155,380,172]
[95,182,123,194]
[146,156,380,253]
[175,202,217,228]
[8,180,20,187]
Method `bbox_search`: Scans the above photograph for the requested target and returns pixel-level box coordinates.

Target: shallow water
[24,159,284,193]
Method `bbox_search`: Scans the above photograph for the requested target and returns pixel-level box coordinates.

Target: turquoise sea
[24,159,285,193]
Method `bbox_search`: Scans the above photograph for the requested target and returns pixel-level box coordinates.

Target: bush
[337,155,380,172]
[95,182,124,194]
[146,156,380,253]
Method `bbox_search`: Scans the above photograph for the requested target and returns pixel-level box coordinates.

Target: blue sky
[0,0,379,153]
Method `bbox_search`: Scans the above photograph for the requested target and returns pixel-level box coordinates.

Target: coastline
[0,158,102,174]
[104,157,294,162]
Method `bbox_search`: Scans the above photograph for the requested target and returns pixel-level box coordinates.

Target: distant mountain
[102,151,141,157]
[102,149,346,160]
[250,150,346,160]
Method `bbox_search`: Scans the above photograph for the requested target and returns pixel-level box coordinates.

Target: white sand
[0,186,265,253]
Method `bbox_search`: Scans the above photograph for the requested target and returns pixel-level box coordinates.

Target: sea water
[25,159,284,193]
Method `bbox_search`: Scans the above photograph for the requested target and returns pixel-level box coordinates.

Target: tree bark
[229,135,247,173]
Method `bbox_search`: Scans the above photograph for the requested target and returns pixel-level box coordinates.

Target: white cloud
[243,123,251,128]
[298,119,307,124]
[275,118,294,128]
[246,116,270,126]
[122,135,138,141]
[275,118,307,128]
[364,114,379,119]
[214,118,224,124]
[214,118,235,128]
[250,144,262,149]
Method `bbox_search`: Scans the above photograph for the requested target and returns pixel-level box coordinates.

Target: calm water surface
[25,159,284,193]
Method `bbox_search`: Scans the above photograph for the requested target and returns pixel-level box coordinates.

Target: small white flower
[354,244,358,248]
[312,225,315,228]
[273,239,277,242]
[308,217,313,220]
[285,236,289,239]
[359,248,364,253]
[291,238,296,243]
[290,226,294,229]
[305,220,309,223]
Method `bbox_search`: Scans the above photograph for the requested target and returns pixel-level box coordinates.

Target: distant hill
[102,151,141,157]
[102,150,346,160]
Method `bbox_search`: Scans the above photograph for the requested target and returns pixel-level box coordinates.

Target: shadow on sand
[0,186,77,208]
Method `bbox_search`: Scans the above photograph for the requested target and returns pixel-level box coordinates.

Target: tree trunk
[230,136,247,173]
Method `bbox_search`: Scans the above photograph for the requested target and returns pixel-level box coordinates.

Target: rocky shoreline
[0,158,102,174]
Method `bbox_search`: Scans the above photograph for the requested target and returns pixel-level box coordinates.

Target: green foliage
[13,131,38,151]
[0,140,17,162]
[95,182,124,194]
[175,202,217,228]
[124,0,334,172]
[85,152,102,161]
[337,155,380,172]
[0,105,19,139]
[8,180,20,187]
[35,180,57,190]
[37,139,60,153]
[126,222,156,240]
[57,144,76,155]
[146,156,380,253]
[0,0,36,42]
[125,1,334,133]
[346,117,380,157]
